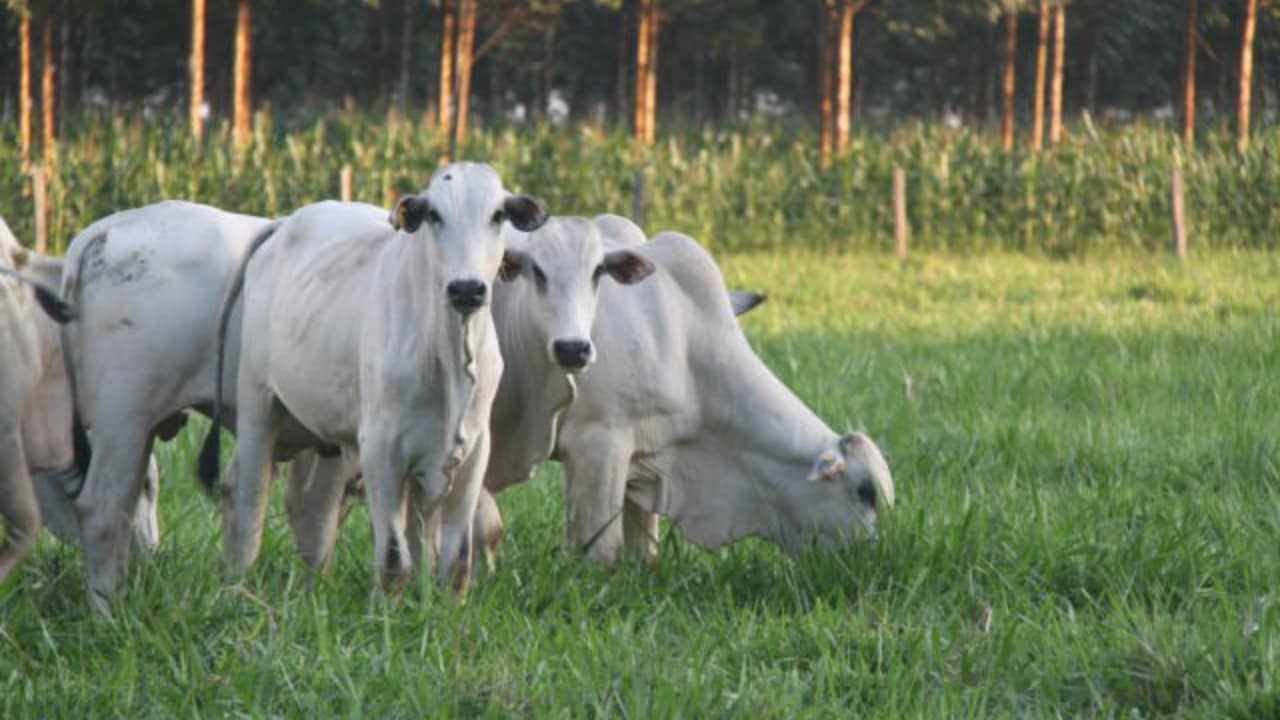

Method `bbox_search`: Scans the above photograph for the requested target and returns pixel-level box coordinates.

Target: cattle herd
[1,162,894,615]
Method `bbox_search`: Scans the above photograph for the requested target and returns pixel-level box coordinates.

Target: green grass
[3,250,1279,717]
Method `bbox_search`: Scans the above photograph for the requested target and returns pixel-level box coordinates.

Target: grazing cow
[543,230,894,564]
[0,219,158,583]
[202,162,547,592]
[59,201,346,612]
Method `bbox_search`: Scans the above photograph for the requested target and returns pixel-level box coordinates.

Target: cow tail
[197,219,283,494]
[60,233,106,493]
[0,266,75,324]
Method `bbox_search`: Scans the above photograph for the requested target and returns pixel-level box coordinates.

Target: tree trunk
[453,0,476,146]
[1001,11,1017,152]
[819,2,834,165]
[41,13,55,166]
[438,0,456,141]
[19,11,31,169]
[398,0,413,109]
[1182,0,1197,147]
[633,0,652,145]
[643,0,659,144]
[232,0,252,149]
[190,0,206,142]
[1236,0,1257,153]
[1049,1,1065,145]
[834,0,855,154]
[1032,1,1049,150]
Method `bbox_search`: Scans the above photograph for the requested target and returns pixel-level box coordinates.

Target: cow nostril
[446,280,487,311]
[552,339,592,369]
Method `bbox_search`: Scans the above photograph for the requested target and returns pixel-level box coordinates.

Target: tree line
[3,0,1278,167]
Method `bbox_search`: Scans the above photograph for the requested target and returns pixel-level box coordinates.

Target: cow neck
[666,320,848,550]
[383,234,484,471]
[488,283,576,489]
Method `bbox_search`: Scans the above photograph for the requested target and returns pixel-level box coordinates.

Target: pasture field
[2,249,1279,718]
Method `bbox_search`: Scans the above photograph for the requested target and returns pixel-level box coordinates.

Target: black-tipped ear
[390,195,429,233]
[499,248,529,282]
[602,250,655,286]
[728,290,767,316]
[504,195,549,232]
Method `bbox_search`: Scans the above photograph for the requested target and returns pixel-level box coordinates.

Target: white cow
[1,219,158,582]
[546,230,895,564]
[280,214,770,571]
[203,162,547,592]
[59,201,347,612]
[280,214,659,571]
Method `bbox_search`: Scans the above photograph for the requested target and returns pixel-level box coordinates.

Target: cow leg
[360,441,412,593]
[130,453,161,556]
[0,433,39,584]
[224,392,279,572]
[433,430,488,595]
[561,432,631,566]
[76,423,150,614]
[473,489,503,573]
[284,452,349,573]
[622,500,660,563]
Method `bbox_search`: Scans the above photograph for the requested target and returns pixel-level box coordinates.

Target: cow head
[808,432,894,537]
[498,217,654,372]
[390,162,547,315]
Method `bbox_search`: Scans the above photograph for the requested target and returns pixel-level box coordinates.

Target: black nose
[446,280,487,311]
[552,339,593,369]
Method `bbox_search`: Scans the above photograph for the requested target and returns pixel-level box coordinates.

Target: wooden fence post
[32,166,48,254]
[340,165,353,202]
[1171,167,1187,259]
[893,166,908,260]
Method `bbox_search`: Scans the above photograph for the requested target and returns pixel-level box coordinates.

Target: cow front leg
[284,451,351,573]
[224,392,278,573]
[433,430,489,595]
[622,501,660,563]
[473,489,503,573]
[0,433,39,584]
[75,423,150,614]
[561,431,631,566]
[360,440,412,593]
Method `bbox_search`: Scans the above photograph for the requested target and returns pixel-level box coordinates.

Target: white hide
[224,163,541,592]
[0,217,159,583]
[548,231,895,564]
[59,201,337,613]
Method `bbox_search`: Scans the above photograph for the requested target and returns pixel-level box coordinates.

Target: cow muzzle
[551,338,594,371]
[446,279,488,313]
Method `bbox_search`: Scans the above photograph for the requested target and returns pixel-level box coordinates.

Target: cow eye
[491,209,506,225]
[532,263,548,291]
[427,209,444,226]
[592,264,606,287]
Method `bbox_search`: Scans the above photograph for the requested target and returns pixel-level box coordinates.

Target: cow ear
[602,250,655,285]
[807,449,846,482]
[503,195,549,232]
[499,248,530,282]
[390,195,429,233]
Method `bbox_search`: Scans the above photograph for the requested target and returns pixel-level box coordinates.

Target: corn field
[3,111,1278,254]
